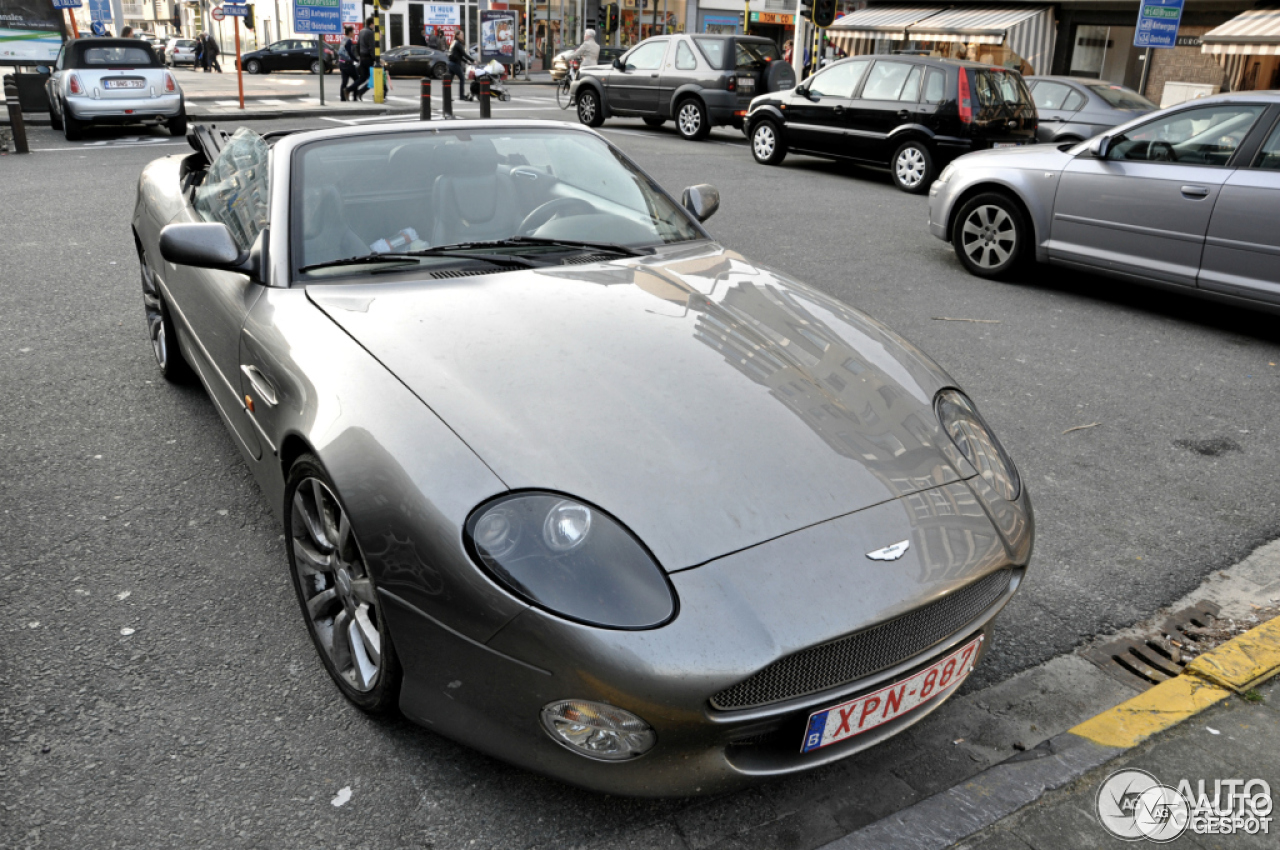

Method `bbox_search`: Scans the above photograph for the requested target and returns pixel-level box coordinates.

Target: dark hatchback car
[1026,76,1156,145]
[239,39,336,75]
[383,45,452,78]
[746,56,1037,193]
[571,33,796,140]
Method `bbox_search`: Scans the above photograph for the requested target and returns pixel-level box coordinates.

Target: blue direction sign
[223,4,248,15]
[293,0,342,35]
[88,0,111,21]
[52,0,84,9]
[90,20,107,35]
[1134,0,1184,49]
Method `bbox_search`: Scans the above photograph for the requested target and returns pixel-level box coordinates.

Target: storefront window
[617,0,686,47]
[1069,24,1139,87]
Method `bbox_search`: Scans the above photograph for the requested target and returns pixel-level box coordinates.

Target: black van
[745,56,1037,193]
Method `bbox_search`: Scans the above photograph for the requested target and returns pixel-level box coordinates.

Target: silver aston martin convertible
[133,120,1033,796]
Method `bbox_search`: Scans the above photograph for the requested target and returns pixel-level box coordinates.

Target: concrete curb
[817,615,1280,850]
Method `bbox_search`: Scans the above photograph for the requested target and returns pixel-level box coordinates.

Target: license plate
[105,79,145,89]
[738,77,755,91]
[801,635,983,753]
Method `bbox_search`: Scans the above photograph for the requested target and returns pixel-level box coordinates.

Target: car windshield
[293,128,703,277]
[81,46,157,67]
[1087,84,1156,110]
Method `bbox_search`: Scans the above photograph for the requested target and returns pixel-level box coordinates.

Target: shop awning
[1202,7,1280,56]
[905,6,1049,45]
[829,6,946,40]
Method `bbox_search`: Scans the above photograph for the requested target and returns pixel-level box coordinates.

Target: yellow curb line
[1069,614,1280,749]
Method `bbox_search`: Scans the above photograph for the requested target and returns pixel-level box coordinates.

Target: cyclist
[566,28,600,71]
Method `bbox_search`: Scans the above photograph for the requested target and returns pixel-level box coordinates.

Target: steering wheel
[1149,141,1178,162]
[517,197,598,235]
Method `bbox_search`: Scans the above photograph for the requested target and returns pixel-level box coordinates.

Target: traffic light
[812,0,836,28]
[600,3,620,34]
[244,4,255,28]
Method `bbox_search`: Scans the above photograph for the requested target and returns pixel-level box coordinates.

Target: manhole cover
[1082,601,1222,690]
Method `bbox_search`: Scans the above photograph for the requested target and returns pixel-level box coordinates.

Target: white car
[165,37,198,67]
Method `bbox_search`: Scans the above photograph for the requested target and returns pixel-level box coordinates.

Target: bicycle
[555,60,581,109]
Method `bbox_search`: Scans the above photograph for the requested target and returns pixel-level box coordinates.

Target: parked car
[570,34,796,140]
[468,43,527,74]
[746,56,1037,194]
[238,39,336,74]
[164,37,198,67]
[46,38,185,141]
[134,119,1032,796]
[928,93,1280,312]
[551,46,625,81]
[1026,76,1156,145]
[383,45,451,78]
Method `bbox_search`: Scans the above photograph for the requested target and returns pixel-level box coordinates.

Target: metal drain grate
[1081,601,1222,690]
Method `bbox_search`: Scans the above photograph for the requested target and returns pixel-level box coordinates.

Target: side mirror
[160,222,258,276]
[613,57,625,71]
[681,184,720,223]
[1088,135,1112,158]
[35,65,50,75]
[794,85,809,98]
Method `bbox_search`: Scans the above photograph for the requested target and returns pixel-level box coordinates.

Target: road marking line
[1069,675,1230,749]
[30,141,186,151]
[214,99,241,106]
[258,99,287,105]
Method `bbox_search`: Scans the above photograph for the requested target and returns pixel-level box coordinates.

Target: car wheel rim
[896,147,926,187]
[961,205,1017,269]
[139,256,166,368]
[578,94,595,122]
[679,103,700,136]
[753,125,775,159]
[291,478,383,693]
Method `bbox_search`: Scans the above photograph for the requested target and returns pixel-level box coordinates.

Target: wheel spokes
[307,586,341,618]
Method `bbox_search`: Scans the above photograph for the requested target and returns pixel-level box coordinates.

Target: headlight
[541,699,656,760]
[935,390,1020,501]
[465,493,676,629]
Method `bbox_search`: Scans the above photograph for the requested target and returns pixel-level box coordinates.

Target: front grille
[710,569,1011,710]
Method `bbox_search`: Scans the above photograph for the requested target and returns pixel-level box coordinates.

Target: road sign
[1134,0,1184,49]
[223,5,248,16]
[51,0,83,9]
[211,6,225,20]
[88,0,111,21]
[293,0,341,35]
[90,20,106,35]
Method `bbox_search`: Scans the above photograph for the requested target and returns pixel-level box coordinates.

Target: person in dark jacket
[447,30,470,101]
[204,33,222,73]
[353,17,376,100]
[427,27,443,51]
[338,25,358,101]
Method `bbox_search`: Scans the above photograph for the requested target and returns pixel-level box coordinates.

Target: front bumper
[67,93,183,121]
[928,178,958,242]
[385,479,1033,796]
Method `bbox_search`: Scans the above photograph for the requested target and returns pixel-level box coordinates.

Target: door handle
[897,110,910,119]
[240,364,278,407]
[1180,185,1210,198]
[833,105,845,114]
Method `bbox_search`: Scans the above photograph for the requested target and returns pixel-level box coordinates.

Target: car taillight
[727,76,736,92]
[68,73,83,95]
[164,72,175,92]
[957,68,972,124]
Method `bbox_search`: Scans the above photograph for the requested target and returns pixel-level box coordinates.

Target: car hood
[953,143,1077,171]
[308,243,969,571]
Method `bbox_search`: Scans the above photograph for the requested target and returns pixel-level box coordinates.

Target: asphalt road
[4,107,1280,849]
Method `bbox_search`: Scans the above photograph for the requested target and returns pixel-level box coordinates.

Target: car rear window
[971,70,1032,109]
[694,37,726,69]
[1087,84,1156,110]
[81,46,158,67]
[735,40,780,69]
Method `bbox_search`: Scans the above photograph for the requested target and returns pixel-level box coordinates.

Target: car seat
[430,138,520,246]
[302,185,368,266]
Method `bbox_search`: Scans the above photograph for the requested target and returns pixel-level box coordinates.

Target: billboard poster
[0,0,63,63]
[480,9,516,64]
[424,4,458,27]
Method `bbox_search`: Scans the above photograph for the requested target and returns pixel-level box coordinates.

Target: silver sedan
[134,120,1032,796]
[929,92,1280,312]
[1026,76,1156,145]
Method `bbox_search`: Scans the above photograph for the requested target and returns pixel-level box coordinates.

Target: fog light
[540,699,655,761]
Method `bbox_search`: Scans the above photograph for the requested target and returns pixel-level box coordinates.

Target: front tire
[167,113,187,137]
[675,97,710,141]
[310,60,322,75]
[245,59,261,75]
[286,455,402,715]
[433,62,447,79]
[49,98,63,131]
[576,87,604,127]
[62,102,84,141]
[951,192,1030,279]
[139,247,192,382]
[891,140,935,194]
[751,119,786,165]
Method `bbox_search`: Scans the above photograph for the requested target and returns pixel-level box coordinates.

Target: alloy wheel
[678,102,701,137]
[290,478,384,693]
[577,92,596,123]
[960,204,1017,270]
[896,146,927,189]
[139,254,167,369]
[753,124,776,160]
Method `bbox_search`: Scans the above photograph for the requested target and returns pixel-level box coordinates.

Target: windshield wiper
[436,237,650,257]
[299,249,537,274]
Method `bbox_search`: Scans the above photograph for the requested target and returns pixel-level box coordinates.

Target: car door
[608,39,668,113]
[1029,80,1079,143]
[786,59,869,156]
[1198,115,1280,304]
[844,60,919,163]
[164,132,272,460]
[660,38,700,118]
[1048,102,1269,287]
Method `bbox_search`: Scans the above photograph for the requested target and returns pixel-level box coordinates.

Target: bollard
[479,77,491,119]
[419,79,431,121]
[442,75,452,118]
[3,74,29,154]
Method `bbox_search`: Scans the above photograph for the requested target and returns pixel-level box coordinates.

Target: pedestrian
[205,33,222,73]
[353,17,376,101]
[338,24,358,101]
[447,29,470,100]
[782,39,793,65]
[427,27,443,51]
[194,33,205,70]
[120,25,133,38]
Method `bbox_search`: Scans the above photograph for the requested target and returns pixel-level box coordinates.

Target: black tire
[310,60,322,75]
[951,191,1030,280]
[167,113,187,137]
[245,59,261,75]
[62,102,84,141]
[750,119,786,165]
[49,98,63,131]
[285,454,403,716]
[433,62,447,79]
[576,87,604,127]
[642,116,665,128]
[891,140,935,194]
[138,246,193,382]
[675,97,710,141]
